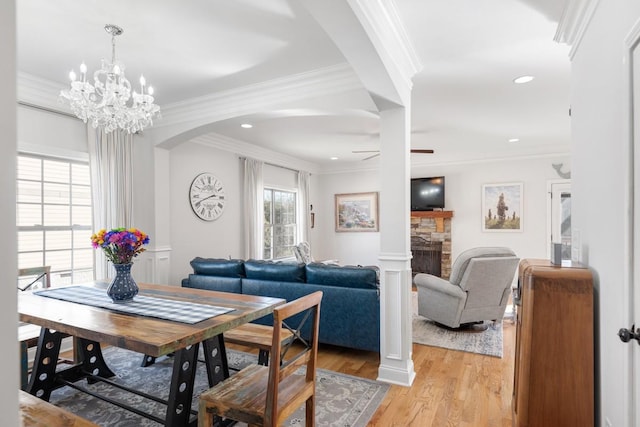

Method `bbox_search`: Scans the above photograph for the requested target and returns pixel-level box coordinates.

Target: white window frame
[16,153,94,286]
[263,186,298,260]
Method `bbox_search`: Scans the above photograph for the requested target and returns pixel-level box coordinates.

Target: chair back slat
[198,290,323,427]
[265,291,322,426]
[18,266,51,291]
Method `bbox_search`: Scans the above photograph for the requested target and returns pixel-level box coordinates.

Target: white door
[627,25,640,427]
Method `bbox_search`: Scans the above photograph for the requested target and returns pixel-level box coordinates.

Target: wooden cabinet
[512,259,594,427]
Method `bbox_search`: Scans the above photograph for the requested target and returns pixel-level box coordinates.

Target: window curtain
[88,127,134,280]
[243,158,264,260]
[297,170,310,244]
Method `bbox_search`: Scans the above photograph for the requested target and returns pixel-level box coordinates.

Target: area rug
[412,292,504,358]
[48,347,389,426]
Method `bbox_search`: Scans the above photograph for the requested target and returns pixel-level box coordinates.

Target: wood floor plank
[60,317,513,427]
[303,318,515,427]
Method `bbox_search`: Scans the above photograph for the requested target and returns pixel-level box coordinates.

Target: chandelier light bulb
[59,24,161,134]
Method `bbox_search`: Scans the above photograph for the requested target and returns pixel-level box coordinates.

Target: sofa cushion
[305,263,379,290]
[190,257,245,277]
[184,274,242,293]
[244,260,306,283]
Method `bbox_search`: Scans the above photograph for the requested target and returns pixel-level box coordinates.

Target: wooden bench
[140,323,294,368]
[224,323,294,366]
[20,390,99,427]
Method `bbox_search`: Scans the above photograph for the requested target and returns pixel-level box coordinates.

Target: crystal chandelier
[60,24,160,134]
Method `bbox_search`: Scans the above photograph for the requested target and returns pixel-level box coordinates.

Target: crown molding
[17,72,69,114]
[158,63,362,129]
[349,0,422,91]
[554,0,600,59]
[191,133,321,175]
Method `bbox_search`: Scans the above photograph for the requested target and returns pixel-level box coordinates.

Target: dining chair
[198,291,323,427]
[223,323,294,366]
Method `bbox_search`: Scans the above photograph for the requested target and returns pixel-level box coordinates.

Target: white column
[1,0,20,421]
[377,106,415,386]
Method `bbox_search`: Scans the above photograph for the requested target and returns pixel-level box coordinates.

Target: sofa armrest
[413,273,465,299]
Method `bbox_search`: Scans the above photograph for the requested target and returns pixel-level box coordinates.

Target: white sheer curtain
[243,158,264,260]
[297,170,310,244]
[88,127,134,280]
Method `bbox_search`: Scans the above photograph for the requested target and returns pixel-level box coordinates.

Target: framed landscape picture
[482,182,523,232]
[335,192,379,232]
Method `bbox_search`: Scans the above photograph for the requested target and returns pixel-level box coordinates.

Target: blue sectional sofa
[182,257,380,352]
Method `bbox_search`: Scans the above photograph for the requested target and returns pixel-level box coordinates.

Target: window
[263,188,297,260]
[17,154,93,286]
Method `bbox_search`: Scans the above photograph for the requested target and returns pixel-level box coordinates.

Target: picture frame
[482,182,523,232]
[335,192,379,232]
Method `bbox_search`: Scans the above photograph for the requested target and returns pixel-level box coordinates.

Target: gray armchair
[414,247,519,328]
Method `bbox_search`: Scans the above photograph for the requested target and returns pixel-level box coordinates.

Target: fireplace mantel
[410,210,454,219]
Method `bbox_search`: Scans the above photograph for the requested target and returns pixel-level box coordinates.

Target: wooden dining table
[18,282,285,427]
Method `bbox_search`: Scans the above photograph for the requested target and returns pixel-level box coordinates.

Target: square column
[377,107,415,386]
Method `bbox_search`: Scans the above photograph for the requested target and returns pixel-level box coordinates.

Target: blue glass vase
[107,263,138,303]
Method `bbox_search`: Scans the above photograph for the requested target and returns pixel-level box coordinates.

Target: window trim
[16,152,94,285]
[263,186,298,260]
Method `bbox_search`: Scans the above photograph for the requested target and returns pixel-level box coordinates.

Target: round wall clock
[189,172,226,221]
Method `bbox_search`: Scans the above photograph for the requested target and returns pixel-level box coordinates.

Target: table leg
[75,338,116,381]
[202,334,229,387]
[202,335,237,427]
[20,341,29,391]
[26,328,63,401]
[165,343,200,427]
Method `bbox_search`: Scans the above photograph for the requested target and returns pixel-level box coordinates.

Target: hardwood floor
[62,318,515,426]
[309,318,515,427]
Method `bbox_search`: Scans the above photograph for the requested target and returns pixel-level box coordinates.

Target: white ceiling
[17,0,571,170]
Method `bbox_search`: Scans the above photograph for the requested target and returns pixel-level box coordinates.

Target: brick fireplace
[410,211,453,279]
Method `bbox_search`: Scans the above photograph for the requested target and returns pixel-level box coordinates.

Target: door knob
[618,324,640,344]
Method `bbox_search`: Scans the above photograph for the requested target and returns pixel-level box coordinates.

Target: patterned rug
[48,347,389,426]
[412,292,504,358]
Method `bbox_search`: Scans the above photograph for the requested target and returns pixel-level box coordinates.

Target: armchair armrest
[414,273,465,299]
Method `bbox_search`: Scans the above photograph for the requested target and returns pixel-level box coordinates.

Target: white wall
[168,141,301,284]
[169,141,244,285]
[17,105,86,158]
[413,155,570,261]
[311,155,569,266]
[310,168,381,266]
[569,2,640,426]
[1,1,19,421]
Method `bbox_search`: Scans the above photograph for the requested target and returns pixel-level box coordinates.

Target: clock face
[189,173,226,221]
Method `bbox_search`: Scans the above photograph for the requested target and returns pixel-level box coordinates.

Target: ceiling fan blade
[411,149,435,154]
[363,153,381,160]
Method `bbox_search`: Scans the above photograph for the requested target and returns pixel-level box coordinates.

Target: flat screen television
[411,176,445,211]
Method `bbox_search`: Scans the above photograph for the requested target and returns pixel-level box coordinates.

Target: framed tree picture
[482,182,523,232]
[335,192,379,232]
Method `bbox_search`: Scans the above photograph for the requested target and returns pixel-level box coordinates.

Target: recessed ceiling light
[509,138,520,143]
[240,123,253,129]
[330,157,338,160]
[513,75,534,84]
